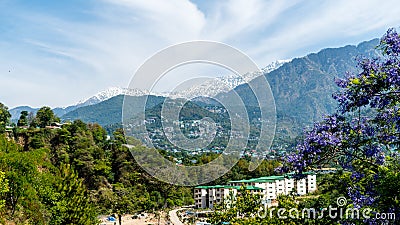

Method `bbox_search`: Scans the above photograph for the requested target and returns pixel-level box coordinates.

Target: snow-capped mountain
[9,60,288,121]
[71,60,289,106]
[76,87,147,107]
[261,60,291,74]
[9,87,149,120]
[166,60,290,99]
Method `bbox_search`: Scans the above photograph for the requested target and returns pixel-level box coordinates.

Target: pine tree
[50,164,98,225]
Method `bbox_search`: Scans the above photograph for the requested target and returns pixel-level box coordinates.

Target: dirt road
[169,208,184,225]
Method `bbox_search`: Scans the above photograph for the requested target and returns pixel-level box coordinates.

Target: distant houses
[11,122,71,130]
[194,173,317,209]
[5,126,13,132]
[44,122,64,129]
[4,126,13,135]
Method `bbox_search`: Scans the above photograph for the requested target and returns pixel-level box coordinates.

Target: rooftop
[196,172,317,189]
[194,185,263,191]
[229,175,285,183]
[229,172,316,184]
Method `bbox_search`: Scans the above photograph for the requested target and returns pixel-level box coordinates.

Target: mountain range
[166,60,289,99]
[9,60,288,122]
[9,87,149,122]
[219,38,379,127]
[10,38,380,146]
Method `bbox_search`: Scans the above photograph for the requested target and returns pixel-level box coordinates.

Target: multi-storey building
[194,173,317,209]
[194,185,263,209]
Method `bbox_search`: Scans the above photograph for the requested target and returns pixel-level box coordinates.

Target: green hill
[61,95,165,126]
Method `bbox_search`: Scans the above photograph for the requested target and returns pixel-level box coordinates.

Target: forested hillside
[0,103,280,224]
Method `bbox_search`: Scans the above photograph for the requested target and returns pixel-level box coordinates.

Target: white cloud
[248,0,400,63]
[1,0,400,108]
[200,0,300,41]
[100,0,206,42]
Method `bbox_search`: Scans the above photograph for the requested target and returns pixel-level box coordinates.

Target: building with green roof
[194,173,317,209]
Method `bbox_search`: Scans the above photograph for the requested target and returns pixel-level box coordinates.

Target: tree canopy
[0,103,11,132]
[35,106,60,128]
[279,28,400,223]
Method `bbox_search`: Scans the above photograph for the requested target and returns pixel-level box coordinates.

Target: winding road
[169,208,185,225]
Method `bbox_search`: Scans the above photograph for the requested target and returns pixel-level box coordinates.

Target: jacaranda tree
[279,28,400,224]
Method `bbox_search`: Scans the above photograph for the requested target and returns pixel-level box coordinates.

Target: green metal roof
[194,185,225,189]
[243,186,264,191]
[229,179,253,183]
[194,186,213,189]
[197,173,316,189]
[229,175,286,183]
[194,185,263,191]
[251,179,277,183]
[226,185,263,190]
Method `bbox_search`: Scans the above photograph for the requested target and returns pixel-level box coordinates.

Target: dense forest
[0,103,280,224]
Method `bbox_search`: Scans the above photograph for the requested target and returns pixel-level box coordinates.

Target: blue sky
[1,0,400,108]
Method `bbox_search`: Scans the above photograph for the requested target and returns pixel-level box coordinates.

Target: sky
[1,0,400,108]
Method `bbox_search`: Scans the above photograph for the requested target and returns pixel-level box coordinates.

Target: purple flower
[381,28,400,56]
[347,187,376,209]
[280,29,400,220]
[350,172,364,181]
[335,78,349,88]
[365,144,381,158]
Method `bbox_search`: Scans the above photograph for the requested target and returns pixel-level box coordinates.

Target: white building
[194,185,263,209]
[194,173,317,209]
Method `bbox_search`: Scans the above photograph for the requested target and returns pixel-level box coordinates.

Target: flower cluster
[347,186,375,209]
[332,29,400,114]
[279,28,400,217]
[381,28,400,56]
[277,114,346,174]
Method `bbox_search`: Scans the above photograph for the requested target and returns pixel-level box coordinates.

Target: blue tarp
[107,216,116,221]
